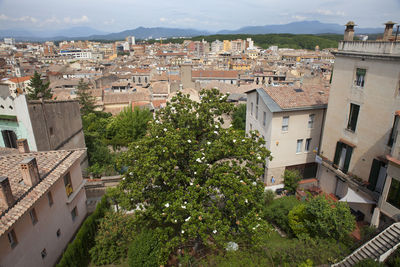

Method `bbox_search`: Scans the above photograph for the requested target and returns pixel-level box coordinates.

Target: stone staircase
[332,222,400,266]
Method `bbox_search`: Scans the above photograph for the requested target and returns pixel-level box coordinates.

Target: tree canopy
[113,89,272,264]
[106,105,152,149]
[76,79,97,116]
[232,104,246,131]
[27,71,52,100]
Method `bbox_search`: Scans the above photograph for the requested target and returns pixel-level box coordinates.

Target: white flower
[122,177,126,180]
[252,181,257,186]
[215,125,219,129]
[196,158,202,163]
[184,201,187,204]
[201,157,205,160]
[229,124,233,127]
[194,172,197,175]
[240,180,244,183]
[242,139,245,142]
[181,205,186,209]
[156,136,158,138]
[190,182,193,186]
[214,131,218,135]
[163,150,165,152]
[233,139,236,143]
[165,203,170,208]
[187,139,191,143]
[185,216,191,222]
[174,219,177,223]
[135,145,139,148]
[171,107,175,111]
[245,199,248,203]
[155,120,160,124]
[207,141,211,145]
[257,156,261,160]
[163,128,167,132]
[129,172,133,175]
[213,230,217,234]
[181,230,185,234]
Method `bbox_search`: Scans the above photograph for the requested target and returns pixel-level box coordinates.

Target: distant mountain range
[0,21,383,41]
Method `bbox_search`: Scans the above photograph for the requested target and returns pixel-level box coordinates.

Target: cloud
[315,9,345,17]
[159,17,166,22]
[104,18,115,25]
[292,15,308,21]
[63,15,89,24]
[0,14,38,23]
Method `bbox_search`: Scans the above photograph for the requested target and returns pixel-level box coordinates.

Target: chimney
[17,139,30,153]
[383,21,396,41]
[0,177,14,208]
[20,157,40,187]
[344,21,356,41]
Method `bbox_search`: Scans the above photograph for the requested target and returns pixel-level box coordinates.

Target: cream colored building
[317,23,400,224]
[0,140,87,267]
[246,84,329,185]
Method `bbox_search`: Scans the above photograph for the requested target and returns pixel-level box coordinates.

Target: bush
[283,169,301,194]
[128,230,161,267]
[263,190,276,206]
[353,259,385,267]
[232,104,246,131]
[263,196,301,235]
[89,211,136,265]
[57,195,110,267]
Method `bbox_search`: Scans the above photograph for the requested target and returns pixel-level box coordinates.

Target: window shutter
[2,130,10,148]
[356,68,366,76]
[343,146,353,173]
[333,142,342,166]
[368,159,381,191]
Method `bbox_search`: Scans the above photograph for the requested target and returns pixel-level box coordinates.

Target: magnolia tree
[114,89,272,264]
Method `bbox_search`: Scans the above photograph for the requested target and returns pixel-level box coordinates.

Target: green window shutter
[343,145,353,173]
[333,142,342,166]
[348,104,360,131]
[368,159,381,191]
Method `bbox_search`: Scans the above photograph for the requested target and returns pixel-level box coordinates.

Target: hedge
[57,194,110,267]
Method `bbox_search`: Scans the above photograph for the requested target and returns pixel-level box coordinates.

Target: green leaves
[115,89,272,264]
[27,71,52,100]
[76,79,98,116]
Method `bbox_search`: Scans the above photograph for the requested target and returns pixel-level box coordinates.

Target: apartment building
[0,141,87,267]
[2,76,31,98]
[246,84,329,185]
[317,22,400,224]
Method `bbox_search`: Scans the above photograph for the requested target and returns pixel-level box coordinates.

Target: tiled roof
[7,76,31,83]
[192,70,238,79]
[262,84,329,110]
[0,149,85,236]
[103,91,151,104]
[151,81,168,94]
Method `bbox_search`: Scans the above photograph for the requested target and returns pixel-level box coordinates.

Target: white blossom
[233,139,236,143]
[122,177,126,180]
[181,230,185,234]
[174,219,177,223]
[187,139,191,143]
[185,216,191,222]
[257,156,261,160]
[184,201,187,204]
[215,125,219,129]
[165,203,170,208]
[196,158,202,163]
[190,182,193,186]
[181,205,186,209]
[194,172,197,175]
[245,199,248,204]
[213,230,217,234]
[156,136,158,138]
[214,131,218,135]
[129,172,133,175]
[155,120,160,124]
[207,141,211,145]
[163,128,167,132]
[242,139,245,142]
[252,181,257,186]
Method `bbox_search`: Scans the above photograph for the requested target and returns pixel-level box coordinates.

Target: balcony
[320,155,380,201]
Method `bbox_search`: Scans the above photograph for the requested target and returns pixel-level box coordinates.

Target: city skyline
[0,0,399,32]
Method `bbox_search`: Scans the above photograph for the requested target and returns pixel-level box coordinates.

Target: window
[64,173,73,197]
[47,192,53,207]
[388,115,399,147]
[49,127,54,136]
[333,141,353,173]
[250,102,253,116]
[71,206,78,221]
[29,209,38,225]
[7,229,17,248]
[305,138,312,152]
[368,159,387,192]
[308,114,315,129]
[387,178,400,210]
[296,139,303,153]
[263,111,266,126]
[282,116,289,131]
[355,68,366,87]
[41,249,47,259]
[2,130,17,148]
[255,106,258,120]
[347,103,360,132]
[256,93,259,105]
[56,229,61,237]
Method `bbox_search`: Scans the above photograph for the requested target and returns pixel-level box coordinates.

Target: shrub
[263,196,301,235]
[263,190,276,206]
[283,169,301,194]
[57,195,110,267]
[128,230,161,267]
[89,211,136,265]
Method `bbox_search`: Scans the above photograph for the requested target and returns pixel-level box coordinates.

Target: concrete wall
[0,160,87,267]
[27,100,85,151]
[338,41,400,55]
[0,95,37,150]
[320,54,400,182]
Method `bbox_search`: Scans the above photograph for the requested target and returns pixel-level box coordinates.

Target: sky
[0,0,399,32]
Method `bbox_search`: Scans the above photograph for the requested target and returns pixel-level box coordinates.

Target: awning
[339,187,375,204]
